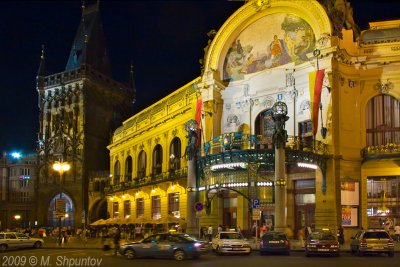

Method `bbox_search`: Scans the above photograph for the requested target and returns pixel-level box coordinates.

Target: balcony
[203,133,328,156]
[104,167,188,194]
[362,143,400,161]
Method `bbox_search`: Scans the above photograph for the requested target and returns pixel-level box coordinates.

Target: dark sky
[0,0,399,155]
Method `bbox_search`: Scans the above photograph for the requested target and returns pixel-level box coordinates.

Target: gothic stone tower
[36,3,135,228]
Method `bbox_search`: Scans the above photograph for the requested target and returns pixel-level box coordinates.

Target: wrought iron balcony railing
[104,167,188,194]
[361,143,400,160]
[203,133,328,156]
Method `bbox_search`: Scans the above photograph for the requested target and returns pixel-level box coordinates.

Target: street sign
[252,208,261,220]
[194,202,204,212]
[252,199,260,209]
[55,198,66,216]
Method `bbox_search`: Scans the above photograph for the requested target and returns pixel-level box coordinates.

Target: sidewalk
[41,236,400,252]
[247,238,400,252]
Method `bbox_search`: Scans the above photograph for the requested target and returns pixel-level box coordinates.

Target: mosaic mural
[223,14,316,81]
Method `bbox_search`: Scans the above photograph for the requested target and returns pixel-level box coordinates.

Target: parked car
[0,232,44,252]
[305,230,340,257]
[119,233,209,260]
[350,229,394,257]
[212,231,251,255]
[259,231,290,255]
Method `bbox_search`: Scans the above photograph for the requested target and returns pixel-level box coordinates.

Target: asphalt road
[1,248,399,267]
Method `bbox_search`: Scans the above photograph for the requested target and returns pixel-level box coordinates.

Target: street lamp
[53,161,70,245]
[272,101,289,232]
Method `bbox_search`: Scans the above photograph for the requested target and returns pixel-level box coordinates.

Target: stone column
[186,158,197,235]
[272,101,289,232]
[274,147,287,232]
[184,120,199,236]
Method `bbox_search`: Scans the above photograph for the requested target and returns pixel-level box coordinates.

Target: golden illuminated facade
[103,0,400,239]
[103,79,200,231]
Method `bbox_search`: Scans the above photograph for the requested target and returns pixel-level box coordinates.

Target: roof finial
[37,44,46,77]
[41,44,45,60]
[129,61,136,102]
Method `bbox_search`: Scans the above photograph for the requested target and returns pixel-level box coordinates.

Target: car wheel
[124,249,136,260]
[173,250,185,261]
[388,252,394,258]
[0,244,7,252]
[33,242,42,249]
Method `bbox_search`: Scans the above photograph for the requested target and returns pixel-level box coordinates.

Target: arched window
[137,151,146,179]
[255,109,274,148]
[125,156,133,182]
[153,144,163,175]
[366,94,400,146]
[169,137,181,171]
[113,161,120,185]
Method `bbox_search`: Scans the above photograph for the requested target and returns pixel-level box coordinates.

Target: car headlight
[194,242,202,248]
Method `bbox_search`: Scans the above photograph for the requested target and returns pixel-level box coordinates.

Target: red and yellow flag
[309,69,325,136]
[195,98,203,146]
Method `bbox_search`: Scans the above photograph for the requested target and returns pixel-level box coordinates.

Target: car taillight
[360,239,366,244]
[284,240,289,246]
[194,242,202,248]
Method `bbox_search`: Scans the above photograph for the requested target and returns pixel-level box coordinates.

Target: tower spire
[65,1,111,75]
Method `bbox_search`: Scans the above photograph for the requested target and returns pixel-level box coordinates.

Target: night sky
[0,0,399,155]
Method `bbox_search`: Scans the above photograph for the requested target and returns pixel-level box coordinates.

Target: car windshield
[309,232,336,240]
[363,232,390,239]
[264,232,287,240]
[179,234,198,242]
[220,233,242,239]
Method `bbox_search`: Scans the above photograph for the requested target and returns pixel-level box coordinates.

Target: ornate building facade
[36,3,135,228]
[102,0,399,239]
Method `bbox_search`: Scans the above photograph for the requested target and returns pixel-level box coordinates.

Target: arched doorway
[255,109,274,149]
[89,198,108,223]
[47,193,75,227]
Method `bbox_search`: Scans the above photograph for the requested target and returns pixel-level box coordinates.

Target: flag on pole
[195,98,203,126]
[309,69,325,136]
[195,98,203,146]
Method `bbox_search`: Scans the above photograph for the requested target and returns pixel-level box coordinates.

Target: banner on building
[342,207,358,227]
[308,69,325,136]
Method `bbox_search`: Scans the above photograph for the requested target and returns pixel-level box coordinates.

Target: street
[2,248,399,267]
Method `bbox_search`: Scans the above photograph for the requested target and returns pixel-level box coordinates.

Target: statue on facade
[185,120,199,161]
[272,101,289,149]
[199,29,217,75]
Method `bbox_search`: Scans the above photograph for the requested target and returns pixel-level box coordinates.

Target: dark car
[305,231,340,257]
[259,231,290,255]
[119,233,209,260]
[350,229,394,257]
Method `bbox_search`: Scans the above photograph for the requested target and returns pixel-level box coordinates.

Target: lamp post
[272,101,289,232]
[53,161,70,245]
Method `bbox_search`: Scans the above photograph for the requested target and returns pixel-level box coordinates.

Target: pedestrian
[113,228,121,256]
[394,223,400,242]
[218,225,223,233]
[338,226,344,245]
[237,226,242,237]
[207,225,213,242]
